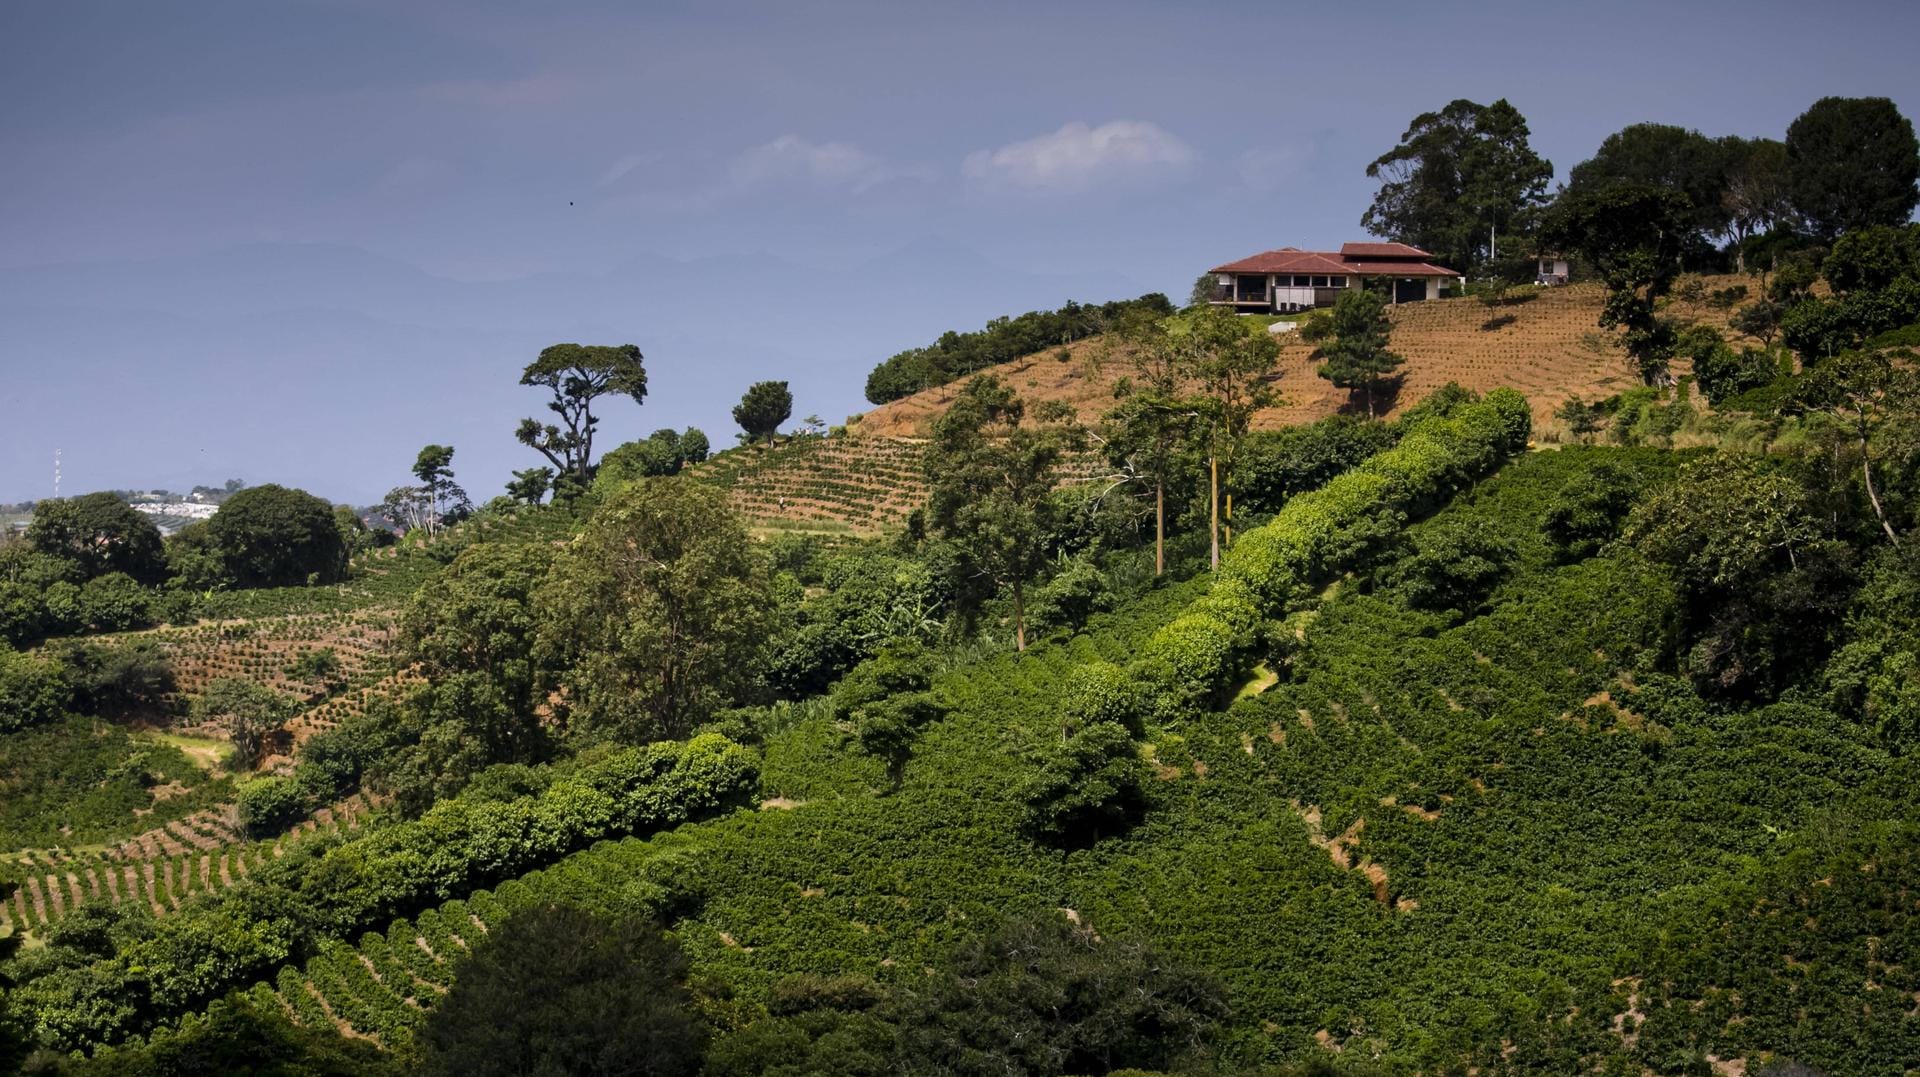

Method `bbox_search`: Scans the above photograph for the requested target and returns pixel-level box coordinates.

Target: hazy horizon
[4,0,1916,505]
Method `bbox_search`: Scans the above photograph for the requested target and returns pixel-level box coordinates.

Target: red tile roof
[1339,241,1434,259]
[1210,245,1459,277]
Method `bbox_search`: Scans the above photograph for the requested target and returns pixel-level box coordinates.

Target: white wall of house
[1425,278,1441,301]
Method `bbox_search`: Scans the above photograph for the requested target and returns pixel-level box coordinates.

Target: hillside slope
[857,279,1755,438]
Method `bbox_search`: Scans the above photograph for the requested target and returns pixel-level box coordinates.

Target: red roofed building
[1207,242,1463,312]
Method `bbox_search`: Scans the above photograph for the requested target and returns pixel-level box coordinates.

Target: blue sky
[2,0,1916,504]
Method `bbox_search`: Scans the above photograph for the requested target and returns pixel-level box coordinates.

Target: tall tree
[515,343,648,484]
[1362,98,1553,272]
[1178,306,1280,568]
[1099,316,1204,576]
[25,493,167,584]
[1564,123,1733,243]
[1542,183,1694,385]
[1718,136,1792,255]
[924,376,1081,650]
[410,445,469,537]
[1792,347,1920,547]
[732,380,793,447]
[1786,96,1920,241]
[535,477,771,742]
[1312,288,1406,419]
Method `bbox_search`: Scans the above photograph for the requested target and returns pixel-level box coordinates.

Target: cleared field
[858,278,1758,438]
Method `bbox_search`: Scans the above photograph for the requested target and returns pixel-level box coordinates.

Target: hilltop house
[1207,242,1462,313]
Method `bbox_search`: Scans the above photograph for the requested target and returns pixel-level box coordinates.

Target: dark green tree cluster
[864,294,1174,405]
[924,377,1085,650]
[733,380,793,447]
[419,905,705,1077]
[1361,97,1554,273]
[515,342,649,491]
[596,427,712,487]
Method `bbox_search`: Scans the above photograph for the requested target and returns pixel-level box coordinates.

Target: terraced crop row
[253,838,669,1047]
[693,434,1108,534]
[0,793,383,937]
[147,609,400,705]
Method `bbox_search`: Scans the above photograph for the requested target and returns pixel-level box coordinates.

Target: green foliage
[48,638,174,717]
[1564,122,1743,245]
[734,380,794,447]
[896,912,1229,1075]
[1542,183,1693,384]
[14,734,755,1052]
[25,493,167,584]
[1236,416,1398,517]
[1128,389,1531,714]
[505,465,553,506]
[237,775,310,837]
[78,573,154,633]
[1019,721,1148,845]
[1025,554,1112,635]
[192,677,297,770]
[1390,515,1518,616]
[1785,95,1920,240]
[207,484,348,588]
[418,904,705,1077]
[1824,223,1920,293]
[924,377,1083,650]
[1314,289,1405,417]
[536,478,772,743]
[830,641,946,784]
[598,428,709,488]
[1682,324,1781,406]
[516,342,649,483]
[0,644,72,733]
[1541,461,1644,561]
[0,715,227,848]
[1361,98,1554,272]
[863,295,1173,406]
[43,992,398,1077]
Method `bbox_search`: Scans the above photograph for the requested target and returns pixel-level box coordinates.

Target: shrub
[1543,463,1644,561]
[1392,516,1519,615]
[237,776,310,837]
[78,572,154,633]
[0,645,71,732]
[1020,721,1149,845]
[1127,389,1532,714]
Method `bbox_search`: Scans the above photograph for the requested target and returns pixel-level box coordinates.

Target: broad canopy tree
[924,376,1082,651]
[25,493,167,584]
[535,477,772,743]
[733,380,793,447]
[515,343,649,486]
[1785,96,1920,241]
[1361,98,1554,273]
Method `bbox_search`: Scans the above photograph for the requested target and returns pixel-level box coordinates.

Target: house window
[1311,275,1329,287]
[1292,275,1311,287]
[1328,276,1348,288]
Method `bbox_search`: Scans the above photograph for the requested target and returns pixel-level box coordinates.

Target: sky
[2,0,1916,505]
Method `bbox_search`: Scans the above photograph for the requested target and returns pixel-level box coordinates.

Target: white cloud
[728,135,897,193]
[963,120,1194,194]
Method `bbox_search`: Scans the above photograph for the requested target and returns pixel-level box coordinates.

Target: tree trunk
[1858,414,1901,547]
[1012,578,1027,651]
[1154,479,1165,577]
[1208,454,1220,571]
